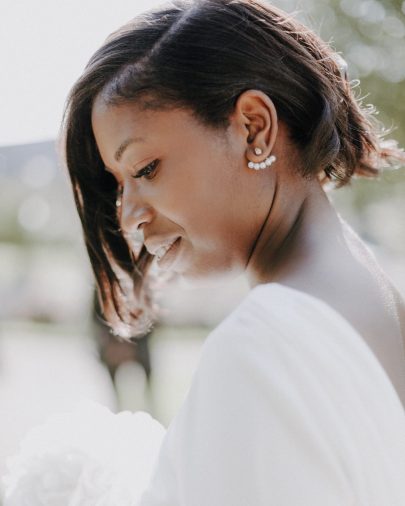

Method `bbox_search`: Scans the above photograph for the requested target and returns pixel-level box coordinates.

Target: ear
[231,89,278,163]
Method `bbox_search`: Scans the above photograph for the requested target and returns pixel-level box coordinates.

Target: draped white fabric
[140,283,405,506]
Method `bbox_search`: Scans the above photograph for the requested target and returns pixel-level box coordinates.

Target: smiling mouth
[156,237,182,269]
[156,238,178,261]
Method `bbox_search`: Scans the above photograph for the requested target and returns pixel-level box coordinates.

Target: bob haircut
[61,0,405,339]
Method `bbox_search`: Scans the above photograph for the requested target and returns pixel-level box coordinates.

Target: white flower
[2,401,166,506]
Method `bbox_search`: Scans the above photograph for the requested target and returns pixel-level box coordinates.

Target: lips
[156,237,182,269]
[155,238,178,261]
[144,235,181,258]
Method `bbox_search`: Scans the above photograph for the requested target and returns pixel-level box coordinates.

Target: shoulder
[154,285,358,505]
[189,283,330,413]
[201,282,294,353]
[194,281,405,424]
[142,284,405,506]
[197,282,335,381]
[199,280,388,377]
[203,281,344,352]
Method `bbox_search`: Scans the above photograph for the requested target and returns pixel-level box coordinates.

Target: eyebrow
[114,137,145,162]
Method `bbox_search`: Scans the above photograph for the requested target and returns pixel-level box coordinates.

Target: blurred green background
[0,0,404,488]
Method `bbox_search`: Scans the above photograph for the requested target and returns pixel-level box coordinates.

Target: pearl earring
[248,154,277,170]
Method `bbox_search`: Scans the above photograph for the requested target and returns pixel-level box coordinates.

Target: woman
[62,0,405,504]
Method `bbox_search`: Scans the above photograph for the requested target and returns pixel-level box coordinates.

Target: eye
[132,159,159,180]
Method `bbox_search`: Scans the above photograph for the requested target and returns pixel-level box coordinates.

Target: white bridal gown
[139,282,405,506]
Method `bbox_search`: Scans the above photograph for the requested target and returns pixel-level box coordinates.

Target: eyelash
[132,159,159,180]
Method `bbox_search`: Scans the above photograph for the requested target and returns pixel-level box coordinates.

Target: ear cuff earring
[248,150,277,170]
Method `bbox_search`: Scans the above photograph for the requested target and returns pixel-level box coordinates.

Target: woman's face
[91,96,273,282]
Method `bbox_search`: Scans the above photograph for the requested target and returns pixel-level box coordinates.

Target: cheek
[182,184,240,246]
[183,194,252,272]
[155,153,255,268]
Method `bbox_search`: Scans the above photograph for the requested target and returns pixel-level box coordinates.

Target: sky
[0,0,163,147]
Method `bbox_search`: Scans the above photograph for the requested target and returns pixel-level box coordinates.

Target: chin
[177,259,243,288]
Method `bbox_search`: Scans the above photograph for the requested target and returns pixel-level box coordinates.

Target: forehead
[91,96,151,145]
[91,96,202,167]
[91,93,194,136]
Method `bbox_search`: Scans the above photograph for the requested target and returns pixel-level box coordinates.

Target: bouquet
[2,401,166,505]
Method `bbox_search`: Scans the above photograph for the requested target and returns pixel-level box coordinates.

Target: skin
[91,90,405,408]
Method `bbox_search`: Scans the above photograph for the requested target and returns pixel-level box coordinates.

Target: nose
[119,183,154,235]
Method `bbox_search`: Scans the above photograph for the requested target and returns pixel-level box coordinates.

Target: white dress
[139,282,405,506]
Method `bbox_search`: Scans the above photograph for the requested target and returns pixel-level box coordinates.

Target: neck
[246,177,347,289]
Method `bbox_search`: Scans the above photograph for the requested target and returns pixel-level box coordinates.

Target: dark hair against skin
[60,0,405,339]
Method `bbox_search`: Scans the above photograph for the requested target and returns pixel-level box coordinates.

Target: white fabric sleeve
[141,311,354,506]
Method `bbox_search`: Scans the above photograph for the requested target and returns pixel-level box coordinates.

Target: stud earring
[248,154,277,170]
[254,147,263,156]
